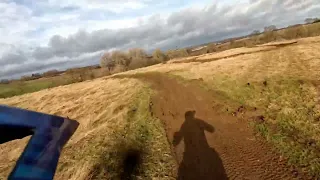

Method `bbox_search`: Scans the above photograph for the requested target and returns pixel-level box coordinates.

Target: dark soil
[115,73,308,180]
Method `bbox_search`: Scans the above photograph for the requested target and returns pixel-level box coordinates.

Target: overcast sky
[0,0,319,79]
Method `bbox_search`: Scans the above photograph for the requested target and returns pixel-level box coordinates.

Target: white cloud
[0,2,33,45]
[47,0,147,12]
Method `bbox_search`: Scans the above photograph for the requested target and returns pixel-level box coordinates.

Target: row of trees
[251,17,320,35]
[100,48,189,72]
[100,48,162,71]
[251,25,277,35]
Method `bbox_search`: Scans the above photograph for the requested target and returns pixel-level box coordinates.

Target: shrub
[152,49,168,63]
[100,52,115,71]
[260,31,278,42]
[112,51,131,69]
[112,64,127,74]
[166,49,189,59]
[43,70,60,77]
[206,44,218,53]
[127,48,148,70]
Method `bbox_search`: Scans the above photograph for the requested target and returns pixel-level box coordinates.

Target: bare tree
[152,49,168,63]
[111,50,131,69]
[166,49,189,59]
[100,52,115,71]
[127,48,148,69]
[128,48,147,60]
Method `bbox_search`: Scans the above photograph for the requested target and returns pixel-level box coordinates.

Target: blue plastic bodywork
[0,105,79,180]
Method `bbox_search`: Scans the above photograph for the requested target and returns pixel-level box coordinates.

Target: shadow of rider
[173,111,227,180]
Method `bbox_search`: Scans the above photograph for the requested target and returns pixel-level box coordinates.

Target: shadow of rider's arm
[173,131,183,146]
[199,119,214,133]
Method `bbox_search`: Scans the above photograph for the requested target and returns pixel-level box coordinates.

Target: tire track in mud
[114,73,307,179]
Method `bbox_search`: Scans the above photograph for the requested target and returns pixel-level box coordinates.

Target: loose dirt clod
[263,80,268,86]
[253,115,265,124]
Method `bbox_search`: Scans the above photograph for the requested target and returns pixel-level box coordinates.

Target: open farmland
[1,36,320,179]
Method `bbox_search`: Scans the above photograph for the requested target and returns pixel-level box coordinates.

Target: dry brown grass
[256,40,298,47]
[0,77,176,179]
[0,78,141,178]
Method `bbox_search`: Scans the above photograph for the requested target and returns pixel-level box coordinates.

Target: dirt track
[125,73,306,180]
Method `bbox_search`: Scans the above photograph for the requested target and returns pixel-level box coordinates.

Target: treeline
[20,70,62,81]
[99,48,189,73]
[16,65,102,82]
[190,21,320,55]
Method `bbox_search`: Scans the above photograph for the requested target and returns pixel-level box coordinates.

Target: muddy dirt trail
[118,73,304,179]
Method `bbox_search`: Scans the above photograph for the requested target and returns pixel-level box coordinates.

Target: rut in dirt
[115,73,305,180]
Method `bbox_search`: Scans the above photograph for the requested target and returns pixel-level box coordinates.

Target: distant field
[0,78,71,99]
[0,78,65,98]
[0,69,106,99]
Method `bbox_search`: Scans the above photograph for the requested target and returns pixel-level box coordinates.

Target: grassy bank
[186,74,320,176]
[56,85,176,180]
